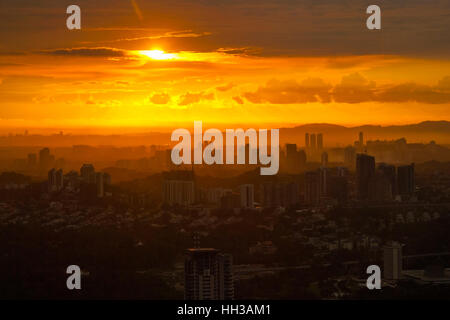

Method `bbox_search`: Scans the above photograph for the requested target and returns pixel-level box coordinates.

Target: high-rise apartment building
[397,163,415,196]
[184,248,234,300]
[48,168,63,192]
[356,153,375,200]
[80,164,96,184]
[163,170,195,206]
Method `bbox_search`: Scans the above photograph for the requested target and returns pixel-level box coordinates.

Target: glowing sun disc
[139,50,177,60]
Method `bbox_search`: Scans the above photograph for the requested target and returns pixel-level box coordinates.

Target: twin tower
[305,133,324,151]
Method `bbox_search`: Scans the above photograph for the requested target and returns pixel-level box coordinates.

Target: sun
[139,50,177,60]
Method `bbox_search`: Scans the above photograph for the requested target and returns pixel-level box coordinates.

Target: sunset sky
[1,0,449,132]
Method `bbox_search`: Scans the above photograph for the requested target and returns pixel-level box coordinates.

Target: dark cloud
[437,76,450,91]
[243,74,450,104]
[150,92,171,104]
[243,78,332,104]
[36,47,128,57]
[232,96,244,104]
[0,0,448,57]
[216,83,235,92]
[178,91,214,106]
[376,83,450,104]
[217,47,261,56]
[333,73,376,104]
[0,51,27,56]
[81,30,211,45]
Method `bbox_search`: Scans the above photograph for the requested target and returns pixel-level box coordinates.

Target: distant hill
[279,121,450,147]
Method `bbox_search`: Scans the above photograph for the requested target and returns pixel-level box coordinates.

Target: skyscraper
[319,167,329,198]
[397,163,415,196]
[378,163,396,197]
[80,164,96,184]
[284,143,306,173]
[310,134,316,151]
[48,168,63,192]
[317,133,323,150]
[286,144,297,159]
[305,133,310,149]
[55,169,63,191]
[356,153,375,200]
[96,172,105,198]
[184,248,234,300]
[285,143,297,171]
[298,149,307,168]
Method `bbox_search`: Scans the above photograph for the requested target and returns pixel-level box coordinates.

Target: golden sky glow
[0,0,449,132]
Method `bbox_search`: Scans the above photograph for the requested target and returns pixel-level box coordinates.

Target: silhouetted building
[298,149,307,167]
[384,242,403,280]
[368,171,393,201]
[305,133,310,149]
[305,170,320,204]
[27,153,37,167]
[260,182,278,208]
[378,163,396,197]
[356,154,375,200]
[239,184,254,208]
[64,170,79,191]
[358,132,364,150]
[163,170,195,206]
[344,146,356,167]
[397,163,415,196]
[104,172,111,186]
[285,144,306,172]
[48,168,63,192]
[260,182,299,208]
[286,143,297,158]
[80,164,96,184]
[96,172,105,198]
[336,166,348,177]
[329,176,348,204]
[220,192,240,209]
[310,134,316,151]
[206,188,228,205]
[321,151,328,167]
[317,133,323,150]
[39,148,53,171]
[285,144,297,172]
[319,167,329,197]
[184,248,234,300]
